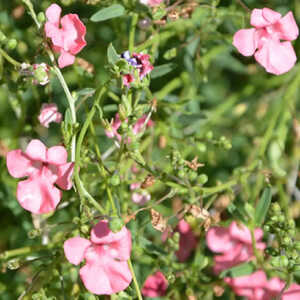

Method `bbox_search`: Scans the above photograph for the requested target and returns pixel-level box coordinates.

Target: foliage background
[1,0,300,299]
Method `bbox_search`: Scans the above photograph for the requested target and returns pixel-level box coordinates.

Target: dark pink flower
[206,221,265,274]
[176,220,197,262]
[233,8,299,75]
[64,220,132,295]
[38,103,62,128]
[6,140,74,214]
[142,271,168,298]
[45,4,86,68]
[105,113,153,142]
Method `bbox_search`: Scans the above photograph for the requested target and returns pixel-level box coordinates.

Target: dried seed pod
[76,57,94,74]
[150,209,167,232]
[141,175,156,189]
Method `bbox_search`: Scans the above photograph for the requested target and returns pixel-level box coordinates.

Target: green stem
[0,246,46,260]
[127,258,143,300]
[129,13,138,53]
[107,186,118,215]
[250,227,263,266]
[0,48,21,67]
[53,66,77,161]
[22,0,41,29]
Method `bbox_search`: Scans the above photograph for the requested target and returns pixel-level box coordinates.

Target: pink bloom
[123,74,134,87]
[38,103,62,128]
[206,221,265,274]
[130,182,151,205]
[45,4,86,68]
[233,8,299,75]
[176,220,197,262]
[225,270,300,300]
[105,113,153,142]
[6,140,74,214]
[142,271,168,298]
[140,0,164,7]
[64,220,132,295]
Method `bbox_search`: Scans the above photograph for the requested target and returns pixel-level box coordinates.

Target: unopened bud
[7,39,17,50]
[109,218,124,233]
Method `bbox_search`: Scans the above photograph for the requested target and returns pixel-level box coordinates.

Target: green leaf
[151,63,176,79]
[255,187,272,226]
[107,43,120,64]
[220,262,255,278]
[90,4,125,22]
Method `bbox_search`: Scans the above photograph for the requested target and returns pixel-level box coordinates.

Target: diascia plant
[1,0,300,299]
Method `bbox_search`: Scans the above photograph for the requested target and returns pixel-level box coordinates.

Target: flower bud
[37,12,46,23]
[0,31,7,43]
[109,217,124,233]
[198,174,208,184]
[7,39,17,50]
[7,258,20,270]
[279,255,289,268]
[110,174,121,186]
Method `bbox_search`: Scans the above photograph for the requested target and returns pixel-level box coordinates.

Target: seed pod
[150,209,167,232]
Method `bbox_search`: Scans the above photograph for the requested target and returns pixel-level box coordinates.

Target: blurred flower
[105,113,154,142]
[130,182,151,205]
[140,0,164,7]
[32,63,50,85]
[45,4,86,68]
[225,270,300,300]
[6,140,74,214]
[142,271,168,297]
[206,221,265,274]
[233,8,299,75]
[176,219,197,262]
[121,51,153,87]
[64,220,132,295]
[38,103,62,128]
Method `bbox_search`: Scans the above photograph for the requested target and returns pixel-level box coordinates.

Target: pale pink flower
[233,8,299,75]
[206,221,265,274]
[64,220,132,295]
[130,182,151,205]
[142,271,168,297]
[38,103,62,128]
[225,270,300,300]
[176,219,197,262]
[140,0,164,7]
[105,113,154,142]
[45,4,87,68]
[6,140,74,214]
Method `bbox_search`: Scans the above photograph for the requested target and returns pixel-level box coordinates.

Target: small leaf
[90,4,125,22]
[255,187,272,226]
[107,43,120,64]
[151,63,176,79]
[220,262,255,278]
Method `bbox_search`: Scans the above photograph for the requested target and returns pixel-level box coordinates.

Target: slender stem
[22,0,41,29]
[106,186,118,215]
[0,48,21,67]
[236,0,251,12]
[53,66,77,161]
[127,258,143,300]
[129,13,138,53]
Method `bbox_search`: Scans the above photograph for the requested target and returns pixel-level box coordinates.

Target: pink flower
[142,271,168,298]
[45,4,87,68]
[233,8,299,75]
[6,140,74,214]
[206,221,265,274]
[64,220,132,295]
[140,0,164,7]
[105,113,154,142]
[38,103,62,128]
[176,220,197,262]
[130,182,151,205]
[225,270,300,300]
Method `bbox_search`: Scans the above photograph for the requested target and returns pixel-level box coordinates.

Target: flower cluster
[121,51,154,87]
[233,8,299,75]
[45,4,87,68]
[6,140,74,214]
[206,221,265,273]
[64,220,132,295]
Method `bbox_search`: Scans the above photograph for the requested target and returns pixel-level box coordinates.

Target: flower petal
[64,237,91,265]
[283,283,300,300]
[142,271,168,298]
[229,221,253,244]
[58,51,75,68]
[25,140,47,162]
[206,226,233,253]
[47,146,68,165]
[276,11,299,41]
[45,4,61,25]
[255,40,297,75]
[55,162,74,190]
[79,247,132,295]
[17,176,61,214]
[262,8,281,24]
[251,9,270,28]
[233,28,257,57]
[6,149,32,178]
